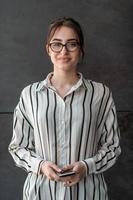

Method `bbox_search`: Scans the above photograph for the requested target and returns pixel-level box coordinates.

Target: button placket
[56,97,67,167]
[60,101,67,167]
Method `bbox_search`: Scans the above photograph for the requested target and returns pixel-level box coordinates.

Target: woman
[9,17,121,200]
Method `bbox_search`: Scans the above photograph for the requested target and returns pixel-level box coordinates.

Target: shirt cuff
[37,160,46,175]
[82,158,96,175]
[31,158,44,174]
[80,161,88,176]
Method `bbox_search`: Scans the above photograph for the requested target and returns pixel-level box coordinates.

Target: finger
[53,173,61,182]
[48,172,60,182]
[72,166,79,174]
[64,180,77,187]
[50,176,58,182]
[51,164,62,173]
[68,181,77,187]
[61,173,78,184]
[62,164,74,172]
[49,176,55,181]
[63,181,70,187]
[59,175,73,183]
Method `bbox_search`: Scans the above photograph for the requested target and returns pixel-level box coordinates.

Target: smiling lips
[58,57,71,62]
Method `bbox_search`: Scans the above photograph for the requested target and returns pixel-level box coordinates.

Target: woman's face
[47,26,82,72]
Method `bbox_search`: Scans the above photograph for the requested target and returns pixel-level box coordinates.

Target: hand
[40,161,62,182]
[60,161,87,187]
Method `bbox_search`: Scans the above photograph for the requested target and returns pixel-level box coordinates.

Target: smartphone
[58,171,76,177]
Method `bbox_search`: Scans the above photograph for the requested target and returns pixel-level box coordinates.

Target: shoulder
[84,78,110,93]
[83,78,112,102]
[21,80,44,98]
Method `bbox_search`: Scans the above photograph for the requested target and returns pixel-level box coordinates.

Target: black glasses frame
[49,41,80,53]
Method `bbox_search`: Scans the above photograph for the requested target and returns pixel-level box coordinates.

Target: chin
[58,65,75,71]
[58,61,77,69]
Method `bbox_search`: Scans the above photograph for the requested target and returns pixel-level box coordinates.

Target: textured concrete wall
[0,0,133,199]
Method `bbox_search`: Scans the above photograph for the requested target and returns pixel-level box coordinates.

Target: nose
[60,46,68,54]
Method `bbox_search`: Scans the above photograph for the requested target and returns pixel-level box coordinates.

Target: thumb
[62,164,74,172]
[51,164,62,173]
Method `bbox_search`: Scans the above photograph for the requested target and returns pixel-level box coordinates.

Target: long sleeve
[83,91,121,175]
[8,75,122,200]
[8,90,44,174]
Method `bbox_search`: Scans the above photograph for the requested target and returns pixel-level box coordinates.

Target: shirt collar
[36,72,87,92]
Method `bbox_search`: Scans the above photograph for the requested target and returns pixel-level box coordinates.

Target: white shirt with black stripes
[8,72,121,200]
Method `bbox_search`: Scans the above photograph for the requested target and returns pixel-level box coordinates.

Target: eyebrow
[51,38,78,42]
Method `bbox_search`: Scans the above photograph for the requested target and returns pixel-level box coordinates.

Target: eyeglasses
[49,41,80,53]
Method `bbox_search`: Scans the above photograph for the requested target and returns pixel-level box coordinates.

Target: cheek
[74,51,81,62]
[50,54,57,64]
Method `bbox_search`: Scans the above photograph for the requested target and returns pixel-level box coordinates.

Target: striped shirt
[8,72,121,200]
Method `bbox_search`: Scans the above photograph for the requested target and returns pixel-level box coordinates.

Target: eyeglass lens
[50,42,79,52]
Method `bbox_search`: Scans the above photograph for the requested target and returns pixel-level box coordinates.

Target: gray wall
[0,0,133,199]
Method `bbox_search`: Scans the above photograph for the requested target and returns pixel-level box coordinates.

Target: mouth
[58,57,71,62]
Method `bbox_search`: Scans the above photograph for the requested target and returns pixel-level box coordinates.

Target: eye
[51,42,62,48]
[67,42,78,48]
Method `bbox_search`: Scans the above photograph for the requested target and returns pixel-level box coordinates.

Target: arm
[83,92,121,175]
[8,90,44,174]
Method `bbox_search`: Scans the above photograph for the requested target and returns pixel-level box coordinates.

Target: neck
[51,69,79,87]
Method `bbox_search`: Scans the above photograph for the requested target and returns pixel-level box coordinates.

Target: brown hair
[46,17,84,59]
